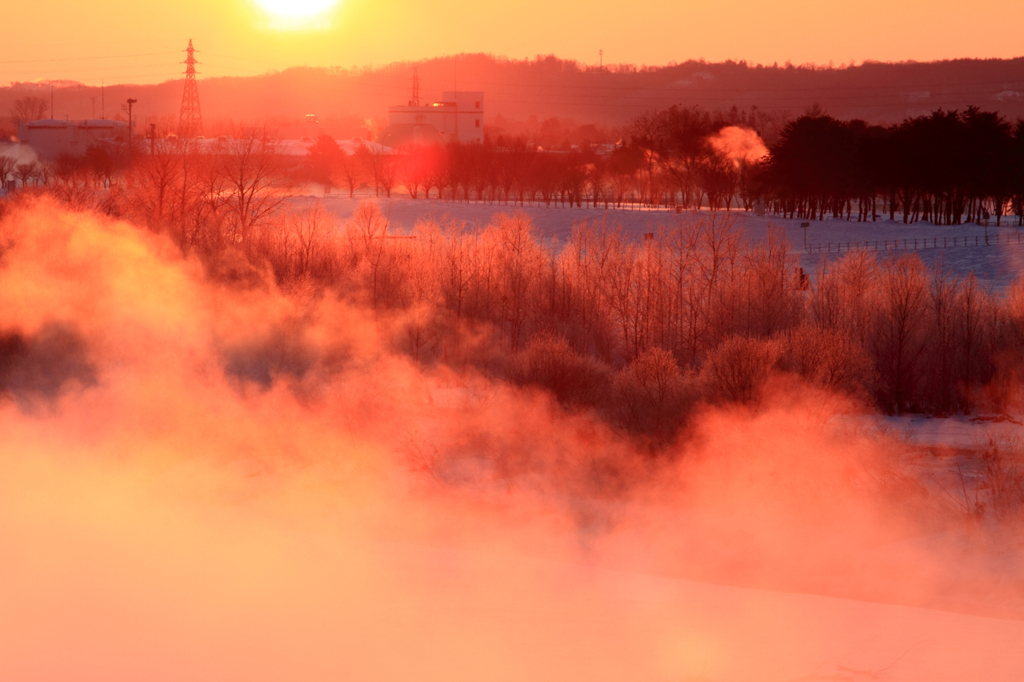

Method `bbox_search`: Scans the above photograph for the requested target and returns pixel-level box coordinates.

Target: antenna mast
[178,39,204,138]
[410,68,420,106]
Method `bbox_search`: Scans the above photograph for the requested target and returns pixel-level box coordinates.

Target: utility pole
[50,85,54,119]
[599,49,603,68]
[126,98,137,158]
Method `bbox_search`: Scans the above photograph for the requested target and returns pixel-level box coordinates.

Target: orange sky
[2,0,1023,85]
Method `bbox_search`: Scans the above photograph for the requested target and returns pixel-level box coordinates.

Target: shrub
[699,335,780,405]
[776,324,875,400]
[613,346,693,439]
[504,333,611,408]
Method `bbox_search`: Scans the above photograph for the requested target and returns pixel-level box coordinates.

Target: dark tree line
[303,106,781,211]
[304,104,1024,230]
[758,108,1024,225]
[306,133,646,209]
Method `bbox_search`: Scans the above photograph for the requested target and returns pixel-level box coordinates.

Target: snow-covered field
[4,454,1023,682]
[5,492,1023,682]
[878,413,1024,449]
[294,193,1024,287]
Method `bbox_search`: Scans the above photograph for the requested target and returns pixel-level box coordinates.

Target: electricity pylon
[410,68,420,106]
[178,39,203,138]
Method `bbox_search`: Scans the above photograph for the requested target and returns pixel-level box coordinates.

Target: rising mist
[1,199,1023,681]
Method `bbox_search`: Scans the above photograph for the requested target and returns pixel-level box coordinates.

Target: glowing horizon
[0,0,1022,86]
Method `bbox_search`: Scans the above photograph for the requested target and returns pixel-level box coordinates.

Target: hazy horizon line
[6,51,1024,89]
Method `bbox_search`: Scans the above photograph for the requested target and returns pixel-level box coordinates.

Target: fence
[804,231,1023,254]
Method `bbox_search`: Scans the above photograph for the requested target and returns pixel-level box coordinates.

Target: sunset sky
[2,0,1023,85]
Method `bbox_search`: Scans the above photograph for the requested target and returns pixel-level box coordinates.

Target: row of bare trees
[0,155,49,190]
[304,125,755,211]
[5,132,295,258]
[194,201,1024,426]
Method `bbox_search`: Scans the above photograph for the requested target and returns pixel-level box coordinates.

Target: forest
[4,103,1024,437]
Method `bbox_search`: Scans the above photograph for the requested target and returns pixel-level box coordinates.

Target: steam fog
[708,126,770,167]
[0,142,40,171]
[1,200,1023,681]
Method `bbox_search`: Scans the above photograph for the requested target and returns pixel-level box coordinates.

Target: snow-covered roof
[24,118,127,129]
[26,119,71,128]
[276,138,393,156]
[82,119,127,128]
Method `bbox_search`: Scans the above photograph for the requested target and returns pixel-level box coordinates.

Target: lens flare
[253,0,339,22]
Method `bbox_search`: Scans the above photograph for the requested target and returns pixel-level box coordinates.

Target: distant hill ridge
[3,54,1023,132]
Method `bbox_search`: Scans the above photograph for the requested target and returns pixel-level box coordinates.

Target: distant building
[381,91,484,147]
[16,119,128,160]
[274,114,321,141]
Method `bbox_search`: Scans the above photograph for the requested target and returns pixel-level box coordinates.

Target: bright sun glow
[254,0,339,21]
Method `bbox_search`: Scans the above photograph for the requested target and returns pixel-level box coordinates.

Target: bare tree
[740,227,799,338]
[15,161,39,188]
[926,260,959,413]
[369,147,398,198]
[873,254,929,413]
[291,200,337,279]
[490,212,544,349]
[10,97,48,124]
[123,138,185,230]
[439,219,475,320]
[215,130,291,247]
[47,154,94,208]
[331,148,363,198]
[115,137,213,252]
[345,201,392,308]
[0,154,16,187]
[614,346,690,437]
[954,273,990,413]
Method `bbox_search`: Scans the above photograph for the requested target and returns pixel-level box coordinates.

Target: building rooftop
[24,118,127,128]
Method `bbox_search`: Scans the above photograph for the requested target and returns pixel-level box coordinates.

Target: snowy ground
[292,192,1024,288]
[877,414,1024,450]
[4,481,1024,682]
[6,401,1023,682]
[314,541,1024,682]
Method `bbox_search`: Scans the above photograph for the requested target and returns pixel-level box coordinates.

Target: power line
[200,51,295,67]
[0,38,183,49]
[0,51,179,65]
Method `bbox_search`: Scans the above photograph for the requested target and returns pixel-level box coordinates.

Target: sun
[253,0,340,23]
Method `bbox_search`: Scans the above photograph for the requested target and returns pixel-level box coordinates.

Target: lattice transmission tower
[409,68,420,106]
[178,39,203,138]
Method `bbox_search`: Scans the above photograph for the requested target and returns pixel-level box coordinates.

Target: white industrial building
[381,91,484,147]
[16,119,128,160]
